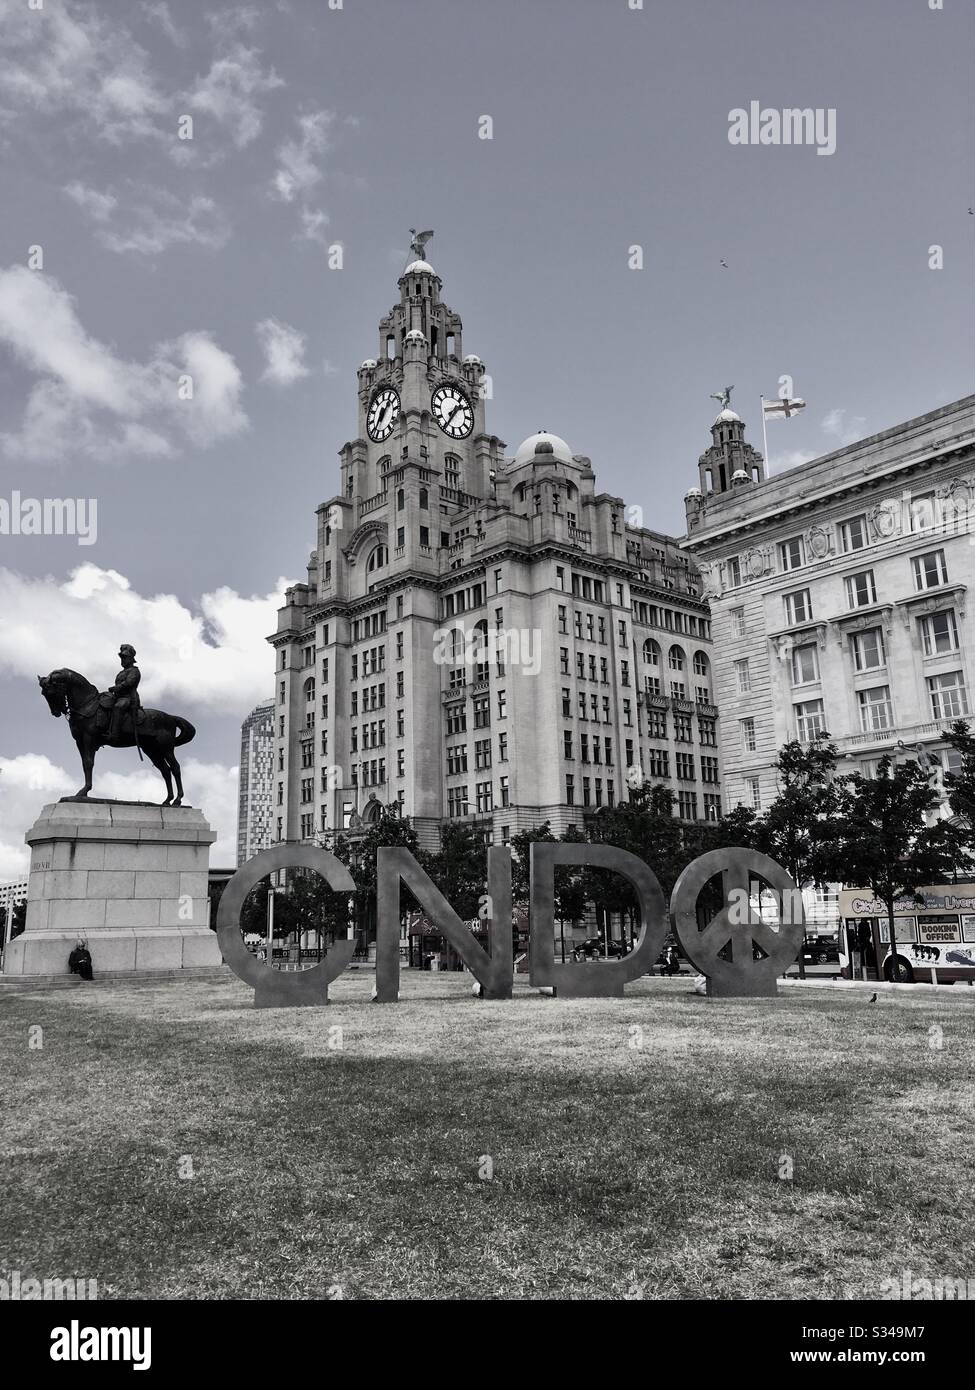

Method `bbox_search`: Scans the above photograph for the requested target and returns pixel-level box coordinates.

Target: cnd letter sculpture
[216,843,805,1009]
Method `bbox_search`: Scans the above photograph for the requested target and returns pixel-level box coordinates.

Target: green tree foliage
[821,755,956,978]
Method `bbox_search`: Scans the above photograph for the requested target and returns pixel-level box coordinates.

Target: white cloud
[141,1,185,47]
[184,42,283,149]
[0,0,168,143]
[298,207,330,246]
[271,110,333,202]
[0,753,240,877]
[256,318,310,386]
[0,266,247,461]
[65,182,231,255]
[0,564,293,716]
[821,408,867,447]
[770,448,819,470]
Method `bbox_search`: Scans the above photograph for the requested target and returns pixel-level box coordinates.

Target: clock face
[431,384,474,439]
[367,388,400,442]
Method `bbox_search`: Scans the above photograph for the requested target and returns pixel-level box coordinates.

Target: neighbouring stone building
[682,393,975,812]
[269,248,721,856]
[237,698,275,865]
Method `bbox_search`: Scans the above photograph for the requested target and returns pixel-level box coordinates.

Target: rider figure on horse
[105,644,142,742]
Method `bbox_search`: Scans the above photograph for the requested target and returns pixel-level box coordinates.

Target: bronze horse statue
[38,668,196,806]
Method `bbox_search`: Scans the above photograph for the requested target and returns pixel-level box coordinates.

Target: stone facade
[2,801,221,976]
[270,256,722,857]
[682,394,975,810]
[237,698,274,865]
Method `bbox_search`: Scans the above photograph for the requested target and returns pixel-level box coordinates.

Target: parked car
[802,934,839,963]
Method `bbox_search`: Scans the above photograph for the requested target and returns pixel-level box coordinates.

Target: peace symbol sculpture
[670,849,804,997]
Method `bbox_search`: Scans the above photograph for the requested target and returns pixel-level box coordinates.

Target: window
[839,515,869,553]
[498,732,508,761]
[845,570,877,608]
[725,557,741,588]
[795,698,826,742]
[913,549,948,591]
[928,671,969,719]
[791,643,819,686]
[476,781,493,813]
[698,717,716,747]
[565,774,575,805]
[497,691,507,719]
[850,627,885,671]
[668,645,685,672]
[473,696,490,728]
[676,752,695,781]
[396,527,405,548]
[563,731,573,759]
[419,526,430,547]
[779,536,804,571]
[648,748,670,778]
[919,610,959,656]
[744,776,761,810]
[784,589,812,625]
[857,685,893,733]
[677,790,698,820]
[446,704,466,735]
[558,605,568,634]
[734,658,751,693]
[475,738,492,770]
[740,718,756,753]
[704,793,722,820]
[701,755,720,784]
[731,607,745,637]
[367,544,388,571]
[500,776,509,808]
[648,710,667,739]
[447,786,469,818]
[674,713,693,743]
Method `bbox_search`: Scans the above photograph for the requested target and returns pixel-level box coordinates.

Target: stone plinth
[1,800,221,976]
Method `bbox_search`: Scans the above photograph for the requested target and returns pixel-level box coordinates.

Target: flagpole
[760,395,771,478]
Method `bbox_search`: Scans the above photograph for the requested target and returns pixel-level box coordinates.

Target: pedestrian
[68,939,93,981]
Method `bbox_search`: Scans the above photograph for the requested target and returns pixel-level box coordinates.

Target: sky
[0,0,972,872]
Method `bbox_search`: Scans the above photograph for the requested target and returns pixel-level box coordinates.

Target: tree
[938,721,975,877]
[822,755,956,980]
[9,900,26,940]
[426,822,485,922]
[337,807,427,947]
[509,822,557,908]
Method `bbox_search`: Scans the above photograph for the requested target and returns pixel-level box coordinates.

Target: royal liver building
[270,240,720,852]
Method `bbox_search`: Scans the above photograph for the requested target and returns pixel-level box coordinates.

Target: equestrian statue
[38,644,196,806]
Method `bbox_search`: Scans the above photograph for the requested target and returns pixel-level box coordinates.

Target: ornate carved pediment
[897,584,967,625]
[829,605,895,643]
[343,519,389,564]
[868,499,901,541]
[741,545,772,581]
[804,523,833,560]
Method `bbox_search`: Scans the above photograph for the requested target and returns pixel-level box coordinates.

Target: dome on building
[404,260,435,275]
[405,328,426,341]
[731,469,750,484]
[685,486,702,498]
[359,358,377,370]
[714,408,742,424]
[463,353,482,365]
[513,431,574,466]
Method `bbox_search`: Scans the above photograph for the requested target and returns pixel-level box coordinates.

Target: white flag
[763,396,806,420]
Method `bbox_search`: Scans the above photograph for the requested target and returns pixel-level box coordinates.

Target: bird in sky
[720,258,729,268]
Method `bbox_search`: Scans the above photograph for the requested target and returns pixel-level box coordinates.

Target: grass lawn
[1,970,973,1300]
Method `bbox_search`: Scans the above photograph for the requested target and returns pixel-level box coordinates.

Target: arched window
[303,677,316,703]
[397,488,405,511]
[643,639,661,666]
[379,456,391,477]
[367,545,388,572]
[444,454,461,490]
[693,651,711,703]
[668,645,685,672]
[643,638,662,695]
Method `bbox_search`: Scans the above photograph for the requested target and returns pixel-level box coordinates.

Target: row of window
[738,669,970,752]
[447,779,511,816]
